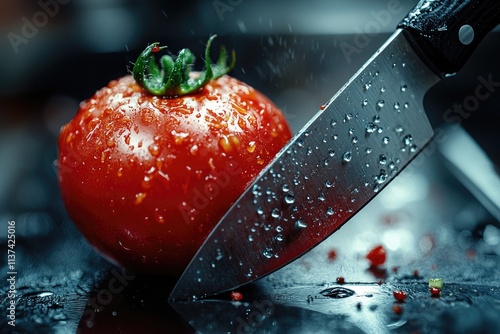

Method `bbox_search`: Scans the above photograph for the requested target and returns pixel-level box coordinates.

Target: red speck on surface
[430,287,441,297]
[413,269,420,277]
[393,290,407,302]
[466,249,477,259]
[231,291,243,301]
[365,245,386,267]
[336,276,345,284]
[392,304,403,315]
[152,45,161,53]
[377,279,384,285]
[327,249,337,261]
[392,266,399,274]
[319,104,326,110]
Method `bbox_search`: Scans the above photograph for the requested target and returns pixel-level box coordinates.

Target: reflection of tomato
[58,38,292,275]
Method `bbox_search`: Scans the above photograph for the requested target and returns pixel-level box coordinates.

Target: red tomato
[365,245,387,267]
[58,39,292,276]
[393,290,407,302]
[230,291,243,301]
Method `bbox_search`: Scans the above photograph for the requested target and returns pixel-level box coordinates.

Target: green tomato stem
[133,35,235,97]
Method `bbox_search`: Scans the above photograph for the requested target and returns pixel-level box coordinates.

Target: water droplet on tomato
[263,248,274,258]
[154,212,165,224]
[148,143,160,157]
[285,193,295,204]
[271,208,281,218]
[190,145,199,155]
[326,207,335,216]
[134,192,146,205]
[295,219,307,229]
[247,141,256,153]
[142,175,153,189]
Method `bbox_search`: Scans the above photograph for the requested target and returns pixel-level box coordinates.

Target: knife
[170,0,500,301]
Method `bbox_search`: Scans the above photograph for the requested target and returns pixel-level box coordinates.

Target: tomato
[58,37,292,275]
[393,290,407,302]
[230,291,243,301]
[365,245,387,267]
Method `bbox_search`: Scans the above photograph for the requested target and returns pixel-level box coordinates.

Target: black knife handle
[399,0,500,76]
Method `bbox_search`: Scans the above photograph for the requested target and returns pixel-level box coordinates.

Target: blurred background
[0,0,499,333]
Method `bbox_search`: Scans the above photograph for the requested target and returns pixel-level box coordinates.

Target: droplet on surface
[134,192,146,205]
[263,248,274,259]
[247,141,256,153]
[403,134,413,146]
[401,85,407,92]
[362,99,368,107]
[326,207,335,216]
[271,208,281,219]
[365,147,373,154]
[295,219,307,229]
[382,137,390,145]
[393,102,400,110]
[320,287,355,299]
[379,155,388,165]
[377,100,385,109]
[351,136,359,144]
[380,87,386,93]
[343,151,352,162]
[366,123,377,134]
[148,144,160,157]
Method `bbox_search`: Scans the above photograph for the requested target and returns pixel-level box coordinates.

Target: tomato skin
[58,75,291,276]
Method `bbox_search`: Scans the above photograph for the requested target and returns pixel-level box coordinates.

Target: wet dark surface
[1,1,500,333]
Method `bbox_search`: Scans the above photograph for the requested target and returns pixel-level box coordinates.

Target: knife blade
[171,0,500,301]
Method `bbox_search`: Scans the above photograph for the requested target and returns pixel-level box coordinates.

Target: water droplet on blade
[343,151,352,162]
[320,287,355,299]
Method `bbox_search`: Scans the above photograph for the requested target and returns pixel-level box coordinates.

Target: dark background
[0,0,499,333]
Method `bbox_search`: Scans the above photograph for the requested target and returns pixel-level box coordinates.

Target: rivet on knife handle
[399,0,500,76]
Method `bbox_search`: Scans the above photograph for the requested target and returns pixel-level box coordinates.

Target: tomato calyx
[133,35,235,97]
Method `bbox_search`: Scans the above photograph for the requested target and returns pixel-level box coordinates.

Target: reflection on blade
[170,29,440,301]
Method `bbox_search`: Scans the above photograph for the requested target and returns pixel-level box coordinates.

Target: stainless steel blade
[170,29,440,301]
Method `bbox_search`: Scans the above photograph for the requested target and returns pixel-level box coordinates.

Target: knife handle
[399,0,500,76]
